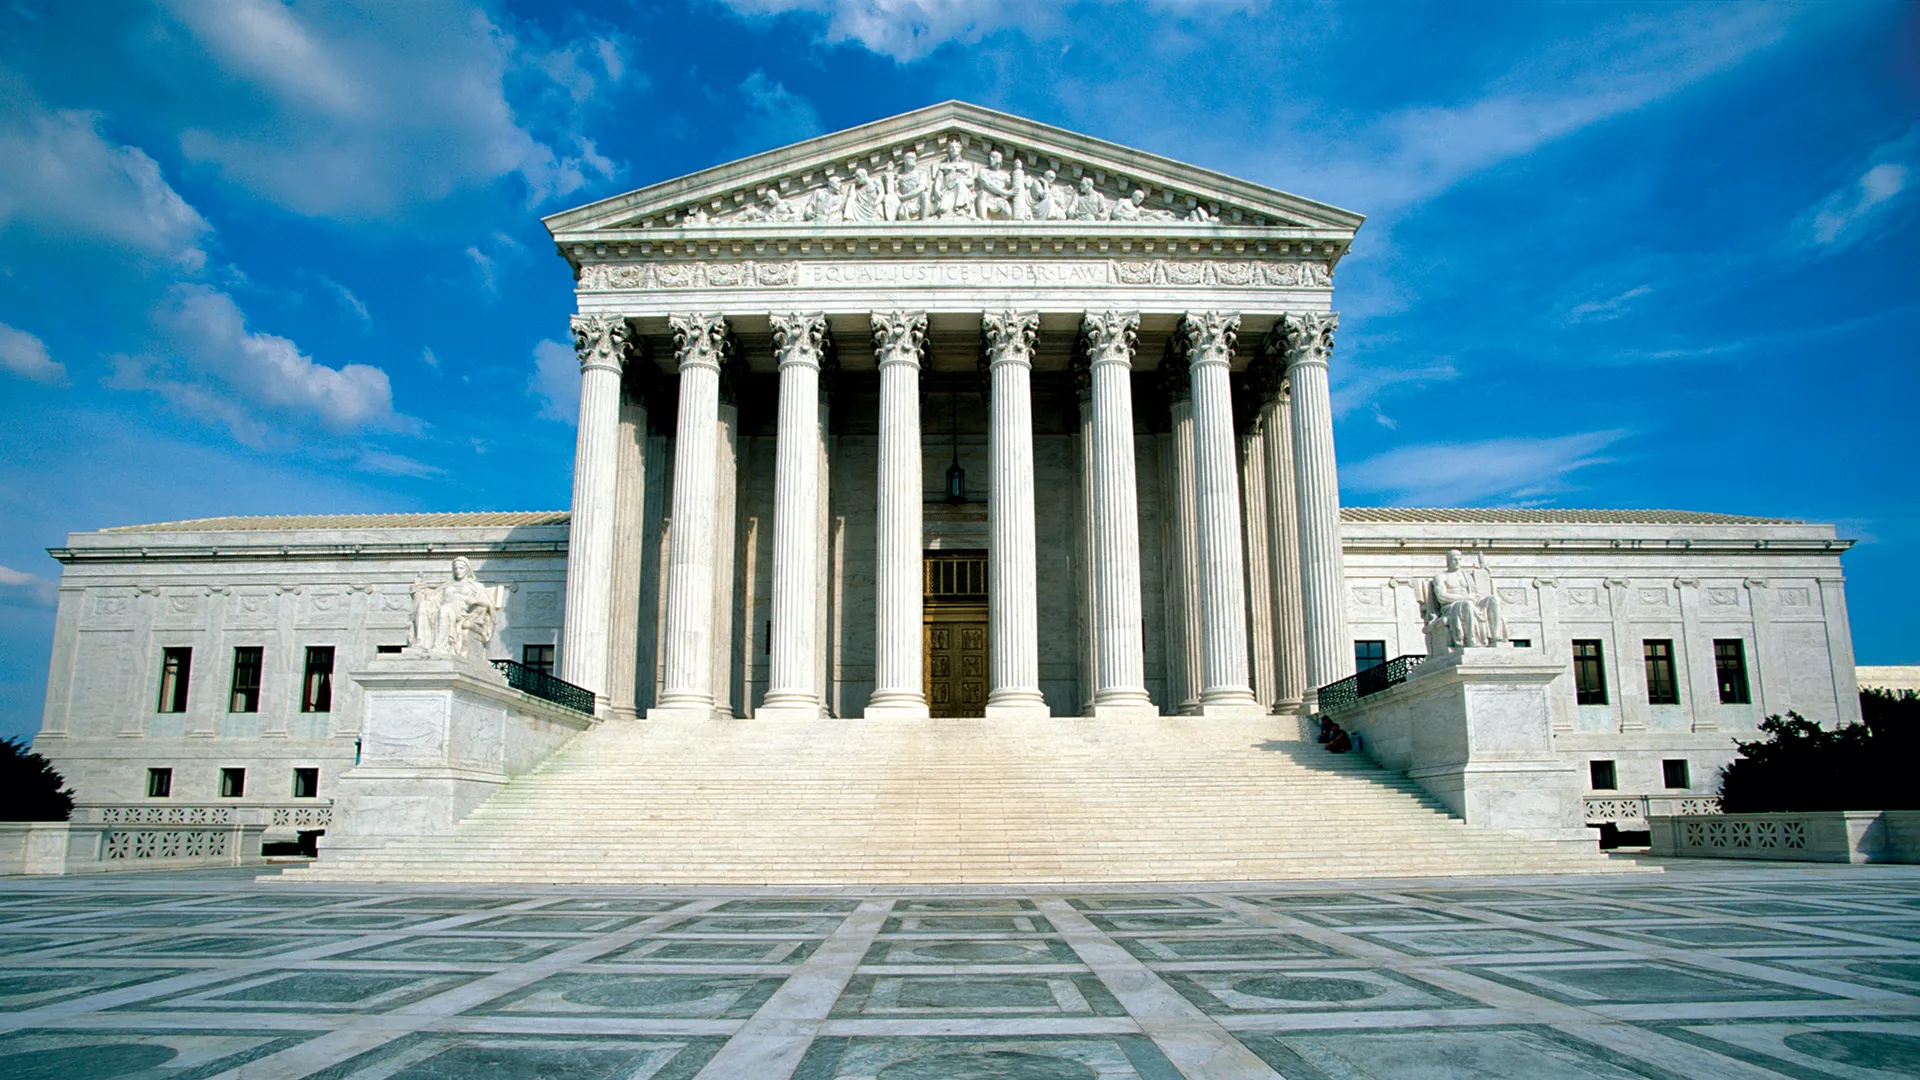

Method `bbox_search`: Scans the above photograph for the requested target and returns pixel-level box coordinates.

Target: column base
[646,694,717,722]
[1196,687,1264,718]
[984,698,1051,721]
[1090,689,1160,720]
[756,698,824,721]
[863,702,931,720]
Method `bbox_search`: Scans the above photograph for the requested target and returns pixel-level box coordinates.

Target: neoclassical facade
[548,102,1363,723]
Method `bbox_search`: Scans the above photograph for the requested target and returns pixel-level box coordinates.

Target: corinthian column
[560,314,627,711]
[983,311,1048,719]
[1252,348,1307,716]
[866,311,930,719]
[1182,312,1262,716]
[650,313,729,718]
[1082,312,1158,718]
[1278,312,1352,711]
[760,313,829,719]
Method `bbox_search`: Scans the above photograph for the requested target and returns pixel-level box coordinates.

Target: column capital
[668,313,730,374]
[1179,311,1240,370]
[1079,311,1140,369]
[871,311,928,368]
[981,311,1040,369]
[571,314,631,376]
[1272,311,1338,371]
[771,312,830,371]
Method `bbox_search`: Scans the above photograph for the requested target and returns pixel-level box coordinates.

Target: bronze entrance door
[924,552,988,718]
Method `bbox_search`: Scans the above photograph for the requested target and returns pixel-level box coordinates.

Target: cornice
[49,539,569,565]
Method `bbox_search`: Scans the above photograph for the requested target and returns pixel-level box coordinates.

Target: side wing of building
[34,514,569,812]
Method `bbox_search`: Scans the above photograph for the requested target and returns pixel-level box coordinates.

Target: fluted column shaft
[983,312,1048,718]
[1074,388,1100,714]
[1083,312,1157,717]
[1280,312,1352,710]
[867,312,930,719]
[1183,313,1261,715]
[1260,389,1308,713]
[560,315,627,711]
[761,313,828,718]
[604,390,648,719]
[652,314,728,716]
[1166,397,1203,713]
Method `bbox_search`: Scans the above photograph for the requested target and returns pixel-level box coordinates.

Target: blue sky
[0,1,1914,740]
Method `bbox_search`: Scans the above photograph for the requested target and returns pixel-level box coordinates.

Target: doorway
[924,551,988,717]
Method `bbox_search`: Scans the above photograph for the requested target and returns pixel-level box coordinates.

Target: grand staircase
[289,717,1634,884]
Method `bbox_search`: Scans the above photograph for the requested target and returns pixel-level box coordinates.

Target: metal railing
[492,659,595,715]
[1318,654,1426,716]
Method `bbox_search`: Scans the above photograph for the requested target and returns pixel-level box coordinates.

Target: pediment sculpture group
[683,142,1217,227]
[407,557,507,661]
[1421,549,1509,655]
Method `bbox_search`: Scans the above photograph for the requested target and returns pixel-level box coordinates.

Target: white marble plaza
[0,864,1917,1079]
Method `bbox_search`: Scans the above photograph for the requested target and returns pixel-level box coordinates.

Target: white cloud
[1342,430,1629,506]
[1803,127,1917,250]
[0,322,64,384]
[728,72,826,158]
[0,565,57,607]
[116,284,406,440]
[1331,359,1459,420]
[721,0,1256,62]
[152,0,624,219]
[528,338,579,423]
[317,275,371,327]
[355,450,444,478]
[1565,285,1653,325]
[0,102,209,266]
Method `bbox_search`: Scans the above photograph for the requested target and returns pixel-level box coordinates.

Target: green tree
[1718,690,1920,812]
[0,738,75,822]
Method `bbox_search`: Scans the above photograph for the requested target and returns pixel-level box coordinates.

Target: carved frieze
[652,133,1241,230]
[576,258,1332,292]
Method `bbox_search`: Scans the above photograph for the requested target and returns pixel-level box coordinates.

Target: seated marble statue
[1422,549,1507,653]
[407,556,506,659]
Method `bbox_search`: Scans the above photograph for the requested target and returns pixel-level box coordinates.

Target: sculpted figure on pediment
[1069,177,1110,221]
[739,187,799,223]
[1027,168,1066,220]
[887,151,931,221]
[1110,188,1175,222]
[976,149,1015,219]
[803,173,843,221]
[842,166,887,222]
[933,141,978,218]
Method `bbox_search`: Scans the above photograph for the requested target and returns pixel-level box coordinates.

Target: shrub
[1718,689,1920,812]
[0,737,75,822]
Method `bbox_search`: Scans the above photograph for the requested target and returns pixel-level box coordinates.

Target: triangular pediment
[544,102,1363,240]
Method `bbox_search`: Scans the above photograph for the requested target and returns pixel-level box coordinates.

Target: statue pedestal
[322,653,596,858]
[1338,648,1589,849]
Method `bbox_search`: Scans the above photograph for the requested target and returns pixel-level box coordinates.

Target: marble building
[25,103,1862,862]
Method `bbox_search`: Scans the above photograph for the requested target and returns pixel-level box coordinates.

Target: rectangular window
[376,644,404,655]
[1714,639,1751,705]
[1589,760,1617,791]
[1663,759,1691,789]
[1354,640,1387,672]
[156,647,191,713]
[301,646,335,713]
[292,767,319,799]
[1643,639,1680,705]
[145,767,172,798]
[229,646,263,713]
[219,767,245,798]
[522,643,555,676]
[1572,640,1608,705]
[1509,639,1532,649]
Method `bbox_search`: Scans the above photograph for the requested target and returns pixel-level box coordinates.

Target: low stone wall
[1649,811,1920,864]
[0,820,270,876]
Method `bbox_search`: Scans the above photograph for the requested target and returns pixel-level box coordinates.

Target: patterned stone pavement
[0,862,1917,1079]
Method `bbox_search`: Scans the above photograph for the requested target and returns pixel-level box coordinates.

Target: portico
[545,102,1364,721]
